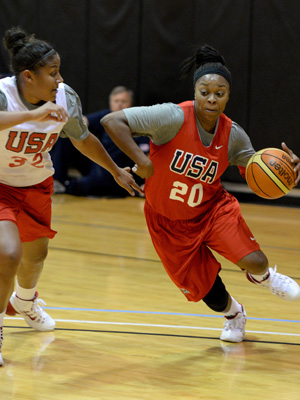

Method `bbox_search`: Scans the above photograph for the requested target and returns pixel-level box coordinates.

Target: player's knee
[237,250,268,274]
[202,275,229,312]
[0,248,21,277]
[23,248,48,266]
[254,255,268,273]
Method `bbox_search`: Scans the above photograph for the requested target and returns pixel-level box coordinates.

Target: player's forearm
[0,111,32,130]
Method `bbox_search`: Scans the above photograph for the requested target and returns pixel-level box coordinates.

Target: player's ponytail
[3,26,56,75]
[181,44,232,87]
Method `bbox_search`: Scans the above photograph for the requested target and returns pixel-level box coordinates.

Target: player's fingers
[282,142,299,164]
[58,108,69,121]
[117,179,135,196]
[50,107,69,122]
[126,186,135,196]
[294,164,300,185]
[50,111,65,122]
[130,181,144,195]
[290,152,299,163]
[281,142,293,157]
[281,142,289,152]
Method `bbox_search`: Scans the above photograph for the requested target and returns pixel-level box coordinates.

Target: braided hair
[181,44,231,87]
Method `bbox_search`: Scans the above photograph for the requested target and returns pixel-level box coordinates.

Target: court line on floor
[4,317,300,337]
[42,307,300,323]
[4,325,299,346]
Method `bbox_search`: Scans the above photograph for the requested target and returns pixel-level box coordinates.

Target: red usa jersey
[0,76,67,187]
[144,100,232,220]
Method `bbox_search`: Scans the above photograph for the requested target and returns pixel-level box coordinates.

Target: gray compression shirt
[124,102,255,167]
[0,83,89,141]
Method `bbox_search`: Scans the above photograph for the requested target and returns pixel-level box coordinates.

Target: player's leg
[8,237,56,331]
[202,274,246,343]
[144,202,246,342]
[207,194,300,302]
[236,249,268,274]
[18,237,48,288]
[0,220,22,366]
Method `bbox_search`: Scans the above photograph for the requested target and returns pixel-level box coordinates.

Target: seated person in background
[51,86,149,196]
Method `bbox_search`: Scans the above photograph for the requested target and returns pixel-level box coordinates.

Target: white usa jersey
[0,76,67,187]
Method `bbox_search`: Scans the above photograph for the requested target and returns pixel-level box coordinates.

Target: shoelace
[24,298,47,319]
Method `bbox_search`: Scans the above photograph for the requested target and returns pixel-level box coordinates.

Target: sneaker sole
[220,334,244,343]
[21,315,56,332]
[9,297,56,332]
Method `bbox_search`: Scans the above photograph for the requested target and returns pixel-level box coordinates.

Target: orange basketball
[245,148,296,199]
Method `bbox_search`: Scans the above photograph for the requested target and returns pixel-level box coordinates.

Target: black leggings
[202,274,229,312]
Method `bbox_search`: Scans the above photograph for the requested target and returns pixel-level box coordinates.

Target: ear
[22,69,35,83]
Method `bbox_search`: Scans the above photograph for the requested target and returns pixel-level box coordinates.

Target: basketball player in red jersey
[102,44,300,343]
[0,27,141,366]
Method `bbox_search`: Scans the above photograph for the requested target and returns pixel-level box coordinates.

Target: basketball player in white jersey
[0,27,141,366]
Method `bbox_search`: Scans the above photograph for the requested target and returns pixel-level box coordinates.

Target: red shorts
[144,191,260,302]
[0,177,57,242]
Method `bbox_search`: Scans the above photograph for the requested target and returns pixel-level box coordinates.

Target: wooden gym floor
[0,194,299,400]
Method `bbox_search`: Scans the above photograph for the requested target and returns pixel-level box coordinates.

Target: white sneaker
[220,306,246,343]
[0,327,3,366]
[247,266,300,301]
[7,292,56,332]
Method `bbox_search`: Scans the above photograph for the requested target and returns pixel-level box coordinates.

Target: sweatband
[193,64,232,87]
[26,48,56,70]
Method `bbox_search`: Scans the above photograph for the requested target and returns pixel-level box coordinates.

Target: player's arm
[282,142,300,185]
[70,132,142,196]
[0,102,69,130]
[0,110,34,129]
[101,110,154,179]
[228,123,255,179]
[101,103,184,179]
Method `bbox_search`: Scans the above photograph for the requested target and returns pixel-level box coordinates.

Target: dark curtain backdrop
[0,0,299,183]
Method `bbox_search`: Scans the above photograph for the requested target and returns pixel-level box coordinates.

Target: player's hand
[131,159,154,179]
[113,167,144,196]
[282,142,300,185]
[31,102,69,123]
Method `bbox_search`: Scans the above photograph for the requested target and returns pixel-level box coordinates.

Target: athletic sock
[249,270,270,283]
[0,311,4,326]
[16,281,36,300]
[224,296,243,318]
